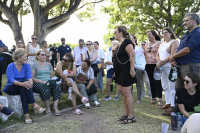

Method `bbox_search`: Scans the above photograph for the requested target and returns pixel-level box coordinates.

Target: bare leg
[71,92,77,111]
[0,103,4,110]
[115,83,120,96]
[44,100,52,114]
[53,99,60,114]
[106,78,112,96]
[120,85,129,116]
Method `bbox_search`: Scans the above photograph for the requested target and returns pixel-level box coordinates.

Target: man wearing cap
[73,39,88,68]
[170,13,200,90]
[57,37,72,61]
[0,40,7,95]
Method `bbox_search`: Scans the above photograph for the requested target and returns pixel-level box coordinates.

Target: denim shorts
[107,68,114,78]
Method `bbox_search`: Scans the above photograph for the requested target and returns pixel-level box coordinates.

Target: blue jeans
[5,84,35,113]
[96,68,104,90]
[180,113,188,125]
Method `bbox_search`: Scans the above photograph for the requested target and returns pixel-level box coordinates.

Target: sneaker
[113,96,119,101]
[141,94,146,97]
[104,96,112,100]
[94,101,100,107]
[1,107,14,117]
[85,103,90,109]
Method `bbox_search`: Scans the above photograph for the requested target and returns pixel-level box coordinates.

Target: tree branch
[42,0,65,15]
[69,0,75,9]
[0,16,11,27]
[76,0,104,11]
[46,19,68,34]
[43,0,81,29]
[16,0,24,13]
[10,0,15,11]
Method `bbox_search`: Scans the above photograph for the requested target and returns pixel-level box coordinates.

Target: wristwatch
[130,70,135,73]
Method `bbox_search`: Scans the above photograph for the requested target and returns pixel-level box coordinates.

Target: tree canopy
[0,0,103,44]
[102,0,200,45]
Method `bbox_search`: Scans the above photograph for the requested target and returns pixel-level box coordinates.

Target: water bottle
[171,112,177,131]
[177,112,183,131]
[68,87,72,100]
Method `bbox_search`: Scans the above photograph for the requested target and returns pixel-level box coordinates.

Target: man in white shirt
[104,40,120,100]
[94,41,106,93]
[73,39,88,68]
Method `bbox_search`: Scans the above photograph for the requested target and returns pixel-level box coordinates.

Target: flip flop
[81,97,88,104]
[72,109,83,115]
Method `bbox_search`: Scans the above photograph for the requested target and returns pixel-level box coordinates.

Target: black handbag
[85,80,97,96]
[87,51,99,73]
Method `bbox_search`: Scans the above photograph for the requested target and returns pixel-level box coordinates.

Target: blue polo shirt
[57,45,72,61]
[176,27,200,64]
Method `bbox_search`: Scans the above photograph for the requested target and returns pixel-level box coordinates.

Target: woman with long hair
[113,25,137,124]
[156,27,179,115]
[144,30,163,108]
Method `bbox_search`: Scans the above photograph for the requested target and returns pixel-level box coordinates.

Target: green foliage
[102,0,200,44]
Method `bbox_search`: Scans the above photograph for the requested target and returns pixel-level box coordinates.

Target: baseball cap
[42,80,57,89]
[153,67,162,80]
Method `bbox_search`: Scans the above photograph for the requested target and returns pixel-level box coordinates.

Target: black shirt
[113,38,134,71]
[50,47,57,59]
[176,87,200,112]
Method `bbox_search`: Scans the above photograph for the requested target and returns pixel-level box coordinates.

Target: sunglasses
[39,54,46,56]
[18,42,23,44]
[149,47,152,53]
[62,58,69,62]
[61,40,65,41]
[141,44,145,45]
[184,80,190,84]
[32,38,37,40]
[86,43,92,46]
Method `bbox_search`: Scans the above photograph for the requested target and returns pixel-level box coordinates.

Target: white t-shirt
[96,49,105,62]
[135,46,144,54]
[181,113,200,133]
[104,51,113,71]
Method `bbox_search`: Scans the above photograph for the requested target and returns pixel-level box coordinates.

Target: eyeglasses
[18,42,23,44]
[62,58,69,62]
[32,38,37,40]
[149,47,152,53]
[61,40,65,41]
[39,54,46,56]
[184,80,190,84]
[141,44,145,45]
[82,64,88,67]
[86,43,92,46]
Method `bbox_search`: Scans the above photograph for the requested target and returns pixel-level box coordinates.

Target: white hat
[153,67,162,80]
[61,37,65,39]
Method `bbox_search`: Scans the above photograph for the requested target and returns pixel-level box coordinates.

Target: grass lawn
[0,73,171,133]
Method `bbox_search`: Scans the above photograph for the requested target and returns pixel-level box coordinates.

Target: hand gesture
[130,70,136,78]
[86,85,90,90]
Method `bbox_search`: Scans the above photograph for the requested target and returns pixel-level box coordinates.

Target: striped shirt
[76,66,94,80]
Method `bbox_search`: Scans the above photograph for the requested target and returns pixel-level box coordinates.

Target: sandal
[136,100,141,104]
[81,97,88,104]
[72,109,83,115]
[33,104,46,114]
[117,116,128,121]
[121,117,136,124]
[158,101,163,109]
[151,99,157,105]
[24,114,32,124]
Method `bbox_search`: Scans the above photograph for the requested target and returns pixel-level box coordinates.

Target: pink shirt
[144,41,161,64]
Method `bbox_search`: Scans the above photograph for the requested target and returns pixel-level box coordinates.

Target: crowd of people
[0,13,200,132]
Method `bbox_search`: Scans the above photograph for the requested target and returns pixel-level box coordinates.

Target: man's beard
[62,42,65,44]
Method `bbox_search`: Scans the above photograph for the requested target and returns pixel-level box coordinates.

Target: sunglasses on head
[86,43,92,46]
[18,42,23,44]
[62,58,69,62]
[39,54,46,56]
[184,80,190,84]
[32,38,37,40]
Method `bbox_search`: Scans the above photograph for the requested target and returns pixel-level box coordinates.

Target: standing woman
[26,35,40,65]
[113,25,137,124]
[156,27,179,115]
[16,40,24,49]
[41,41,52,62]
[82,41,98,86]
[144,30,163,108]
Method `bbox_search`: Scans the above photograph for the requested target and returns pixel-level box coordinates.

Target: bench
[0,96,9,121]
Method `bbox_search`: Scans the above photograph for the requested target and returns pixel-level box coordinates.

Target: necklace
[148,41,160,52]
[38,62,45,68]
